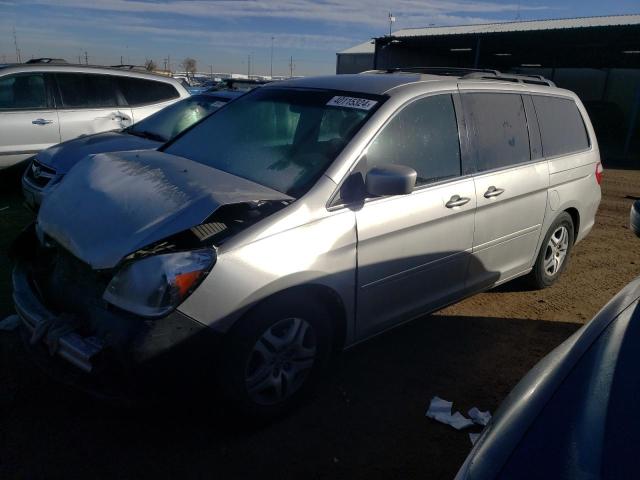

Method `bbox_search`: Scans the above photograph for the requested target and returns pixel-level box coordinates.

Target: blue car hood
[35,131,160,174]
[37,150,292,269]
[456,275,640,479]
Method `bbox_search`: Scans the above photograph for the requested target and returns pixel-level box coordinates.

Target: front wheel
[527,212,574,289]
[217,293,332,421]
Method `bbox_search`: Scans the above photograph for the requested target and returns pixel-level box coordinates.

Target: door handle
[32,118,53,125]
[484,186,505,198]
[446,195,471,208]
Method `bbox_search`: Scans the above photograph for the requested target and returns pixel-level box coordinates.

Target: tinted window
[165,88,379,197]
[118,77,179,106]
[464,93,530,172]
[365,94,461,185]
[533,95,590,157]
[0,73,47,109]
[56,73,119,108]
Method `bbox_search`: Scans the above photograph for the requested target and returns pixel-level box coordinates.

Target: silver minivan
[12,70,602,418]
[0,62,189,169]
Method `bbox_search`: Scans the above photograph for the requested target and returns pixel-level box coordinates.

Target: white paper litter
[426,396,474,430]
[0,314,20,332]
[469,433,481,445]
[468,407,492,426]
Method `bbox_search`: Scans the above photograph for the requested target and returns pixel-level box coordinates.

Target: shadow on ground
[0,312,579,480]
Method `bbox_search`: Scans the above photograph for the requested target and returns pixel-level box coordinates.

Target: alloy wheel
[245,317,317,405]
[543,225,569,277]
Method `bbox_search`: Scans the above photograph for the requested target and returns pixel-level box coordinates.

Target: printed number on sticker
[327,96,378,111]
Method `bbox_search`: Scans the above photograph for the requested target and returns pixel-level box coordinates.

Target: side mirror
[631,200,640,238]
[365,164,417,197]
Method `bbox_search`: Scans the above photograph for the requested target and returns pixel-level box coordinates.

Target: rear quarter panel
[545,94,601,246]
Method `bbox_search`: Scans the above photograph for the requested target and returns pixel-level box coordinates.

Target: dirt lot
[1,167,639,480]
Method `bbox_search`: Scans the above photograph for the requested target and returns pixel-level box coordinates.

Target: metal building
[337,15,640,166]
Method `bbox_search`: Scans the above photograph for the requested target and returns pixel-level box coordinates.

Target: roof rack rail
[109,64,144,70]
[25,58,67,64]
[462,71,556,87]
[379,66,501,76]
[366,66,555,87]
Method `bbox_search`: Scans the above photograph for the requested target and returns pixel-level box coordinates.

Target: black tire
[527,212,575,289]
[217,291,332,422]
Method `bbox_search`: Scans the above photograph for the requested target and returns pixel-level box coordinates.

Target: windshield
[164,88,383,197]
[128,95,228,142]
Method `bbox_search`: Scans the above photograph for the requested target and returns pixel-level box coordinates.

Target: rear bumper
[12,261,221,398]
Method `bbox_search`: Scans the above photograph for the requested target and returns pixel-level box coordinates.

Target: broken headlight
[103,249,216,317]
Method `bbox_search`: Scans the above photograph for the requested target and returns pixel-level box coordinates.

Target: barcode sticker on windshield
[327,96,378,111]
[212,101,226,108]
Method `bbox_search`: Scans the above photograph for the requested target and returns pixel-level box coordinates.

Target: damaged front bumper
[12,258,220,400]
[14,262,107,373]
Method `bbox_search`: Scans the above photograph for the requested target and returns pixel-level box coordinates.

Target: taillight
[595,162,603,185]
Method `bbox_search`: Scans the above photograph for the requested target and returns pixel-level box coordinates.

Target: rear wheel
[527,212,574,289]
[217,293,332,421]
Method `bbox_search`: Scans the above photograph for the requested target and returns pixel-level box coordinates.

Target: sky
[1,0,639,76]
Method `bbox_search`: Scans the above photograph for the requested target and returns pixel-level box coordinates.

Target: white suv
[0,62,189,169]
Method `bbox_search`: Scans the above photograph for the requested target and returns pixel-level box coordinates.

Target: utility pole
[12,26,21,63]
[210,64,213,79]
[120,55,123,65]
[247,54,251,77]
[270,36,274,78]
[84,51,88,65]
[289,56,294,78]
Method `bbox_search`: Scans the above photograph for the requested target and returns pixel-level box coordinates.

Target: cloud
[11,0,552,28]
[1,0,555,74]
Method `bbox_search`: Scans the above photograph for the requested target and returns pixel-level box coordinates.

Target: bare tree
[144,59,157,71]
[182,57,197,79]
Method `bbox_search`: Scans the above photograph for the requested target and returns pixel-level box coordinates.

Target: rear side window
[533,95,590,157]
[365,94,461,185]
[118,77,179,106]
[463,93,530,172]
[0,73,48,109]
[56,73,120,108]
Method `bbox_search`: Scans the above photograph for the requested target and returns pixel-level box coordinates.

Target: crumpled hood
[35,131,159,174]
[38,150,292,269]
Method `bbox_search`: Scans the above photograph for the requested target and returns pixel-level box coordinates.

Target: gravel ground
[1,167,639,480]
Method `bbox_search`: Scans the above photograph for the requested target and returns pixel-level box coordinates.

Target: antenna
[13,26,21,63]
[388,12,396,36]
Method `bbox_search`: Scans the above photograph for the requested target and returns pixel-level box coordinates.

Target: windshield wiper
[127,130,167,143]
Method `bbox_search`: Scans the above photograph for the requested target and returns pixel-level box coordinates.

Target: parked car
[455,199,640,480]
[22,90,242,208]
[0,63,189,169]
[11,70,602,419]
[215,78,270,92]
